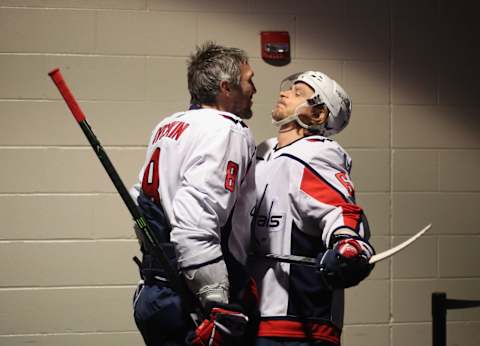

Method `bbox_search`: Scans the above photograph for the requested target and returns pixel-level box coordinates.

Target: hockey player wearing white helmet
[271,71,352,138]
[131,42,259,346]
[251,71,374,346]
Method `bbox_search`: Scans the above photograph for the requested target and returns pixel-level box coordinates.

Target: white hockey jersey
[131,108,256,280]
[250,136,370,344]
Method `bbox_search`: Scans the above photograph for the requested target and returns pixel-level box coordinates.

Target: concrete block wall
[0,0,478,345]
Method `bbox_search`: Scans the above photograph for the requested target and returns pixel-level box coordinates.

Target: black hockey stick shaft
[48,68,193,312]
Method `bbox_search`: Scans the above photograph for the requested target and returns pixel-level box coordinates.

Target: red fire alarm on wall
[261,31,290,65]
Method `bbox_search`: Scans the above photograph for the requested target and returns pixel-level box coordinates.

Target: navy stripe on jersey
[288,224,333,321]
[276,153,349,203]
[273,136,332,152]
[220,205,250,303]
[220,114,248,128]
[273,137,303,152]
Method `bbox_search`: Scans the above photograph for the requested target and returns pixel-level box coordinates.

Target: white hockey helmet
[273,71,352,136]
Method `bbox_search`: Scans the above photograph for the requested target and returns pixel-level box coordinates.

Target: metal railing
[432,292,480,346]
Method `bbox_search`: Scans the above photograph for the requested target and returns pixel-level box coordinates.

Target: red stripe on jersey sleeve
[300,167,362,230]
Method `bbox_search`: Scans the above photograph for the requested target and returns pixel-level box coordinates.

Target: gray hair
[187,41,249,105]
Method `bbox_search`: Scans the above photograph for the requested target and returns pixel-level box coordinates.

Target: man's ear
[219,80,231,95]
[318,110,329,125]
[312,107,329,125]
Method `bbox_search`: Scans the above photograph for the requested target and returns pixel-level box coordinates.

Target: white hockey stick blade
[263,223,432,266]
[369,223,431,264]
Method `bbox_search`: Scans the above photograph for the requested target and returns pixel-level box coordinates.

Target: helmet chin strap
[271,102,311,129]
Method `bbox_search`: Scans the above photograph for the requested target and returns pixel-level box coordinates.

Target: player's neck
[200,103,223,111]
[276,124,304,148]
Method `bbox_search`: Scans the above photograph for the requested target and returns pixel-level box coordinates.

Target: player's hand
[317,238,374,290]
[188,303,249,346]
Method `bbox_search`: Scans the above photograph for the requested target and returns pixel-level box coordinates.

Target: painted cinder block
[391,323,431,346]
[392,106,480,149]
[439,150,480,191]
[392,236,437,278]
[0,100,186,146]
[0,287,137,334]
[448,321,480,346]
[393,150,438,192]
[247,0,344,15]
[345,279,390,324]
[46,56,147,101]
[0,101,78,146]
[392,61,437,105]
[344,0,389,61]
[356,193,390,236]
[0,241,139,287]
[349,150,390,192]
[344,62,390,105]
[0,8,95,53]
[392,0,438,62]
[0,0,147,9]
[0,194,133,240]
[393,279,480,323]
[0,332,143,346]
[0,147,144,193]
[0,55,147,101]
[80,101,185,146]
[297,0,389,61]
[0,55,58,99]
[96,11,196,56]
[335,105,390,148]
[393,192,480,235]
[145,57,190,103]
[148,0,247,12]
[392,279,437,322]
[296,15,350,60]
[439,237,480,277]
[342,325,390,346]
[437,279,480,321]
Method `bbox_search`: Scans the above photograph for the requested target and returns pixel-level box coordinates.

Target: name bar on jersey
[152,121,190,144]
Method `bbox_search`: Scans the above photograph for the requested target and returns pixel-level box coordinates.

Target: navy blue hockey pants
[133,282,193,346]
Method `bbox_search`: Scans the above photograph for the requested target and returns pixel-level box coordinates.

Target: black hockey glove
[188,303,249,346]
[317,238,375,290]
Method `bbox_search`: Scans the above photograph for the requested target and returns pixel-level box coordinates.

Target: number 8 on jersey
[225,161,239,192]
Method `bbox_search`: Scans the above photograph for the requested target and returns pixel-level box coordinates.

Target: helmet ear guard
[272,71,352,136]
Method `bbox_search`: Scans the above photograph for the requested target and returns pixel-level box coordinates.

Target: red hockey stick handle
[48,68,86,123]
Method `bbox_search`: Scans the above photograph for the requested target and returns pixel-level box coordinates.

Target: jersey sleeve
[291,144,369,248]
[170,124,255,269]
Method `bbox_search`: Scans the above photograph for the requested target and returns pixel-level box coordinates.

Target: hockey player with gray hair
[250,71,375,346]
[131,42,259,346]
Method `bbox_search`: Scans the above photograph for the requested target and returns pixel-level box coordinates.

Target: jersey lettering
[152,121,189,144]
[141,148,161,203]
[225,161,239,192]
[256,214,283,228]
[335,172,354,197]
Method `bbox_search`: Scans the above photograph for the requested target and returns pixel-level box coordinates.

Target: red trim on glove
[336,238,362,259]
